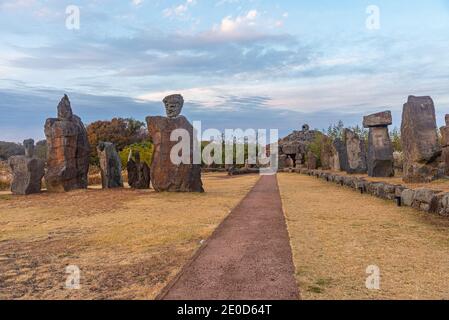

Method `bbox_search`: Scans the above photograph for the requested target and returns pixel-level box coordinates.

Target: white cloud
[217,10,258,33]
[163,0,197,18]
[132,0,144,6]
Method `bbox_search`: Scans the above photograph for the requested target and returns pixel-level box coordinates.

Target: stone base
[403,161,442,183]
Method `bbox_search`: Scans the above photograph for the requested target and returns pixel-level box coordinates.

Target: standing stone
[320,136,332,170]
[401,96,441,183]
[127,151,151,189]
[44,95,90,192]
[146,94,204,192]
[8,139,45,195]
[329,143,340,171]
[333,138,348,172]
[440,115,449,176]
[363,111,394,177]
[344,129,367,174]
[306,151,317,170]
[97,142,123,189]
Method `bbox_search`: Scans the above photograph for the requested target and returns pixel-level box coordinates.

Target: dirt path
[159,175,299,300]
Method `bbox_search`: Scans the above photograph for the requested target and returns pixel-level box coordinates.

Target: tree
[86,118,147,164]
[390,127,402,152]
[0,141,24,160]
[119,141,153,169]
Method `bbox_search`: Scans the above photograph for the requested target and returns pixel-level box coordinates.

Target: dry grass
[0,173,259,300]
[278,173,449,300]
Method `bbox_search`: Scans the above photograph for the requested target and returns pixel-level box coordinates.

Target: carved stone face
[163,94,184,118]
[57,94,73,120]
[23,139,35,158]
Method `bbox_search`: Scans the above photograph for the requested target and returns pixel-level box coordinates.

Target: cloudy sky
[1,0,449,142]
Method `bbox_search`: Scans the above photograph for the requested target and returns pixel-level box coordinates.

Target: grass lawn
[278,173,449,300]
[0,173,259,300]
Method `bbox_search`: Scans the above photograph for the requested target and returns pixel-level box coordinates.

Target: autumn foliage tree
[86,118,147,164]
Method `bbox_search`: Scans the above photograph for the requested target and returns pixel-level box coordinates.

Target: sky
[1,0,449,142]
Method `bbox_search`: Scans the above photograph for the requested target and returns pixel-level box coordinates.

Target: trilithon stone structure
[277,124,322,169]
[44,95,90,192]
[127,151,151,189]
[97,142,123,189]
[344,129,367,174]
[401,96,441,183]
[440,115,449,176]
[146,94,204,192]
[8,139,45,195]
[363,111,394,177]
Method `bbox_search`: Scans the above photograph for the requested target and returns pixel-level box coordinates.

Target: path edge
[276,173,302,300]
[155,174,262,300]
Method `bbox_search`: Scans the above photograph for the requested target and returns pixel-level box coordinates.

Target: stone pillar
[440,115,449,176]
[320,136,332,170]
[363,111,394,177]
[127,151,151,189]
[306,151,317,170]
[8,139,45,195]
[146,94,204,192]
[401,96,441,183]
[44,95,90,192]
[333,138,348,172]
[344,129,367,174]
[97,142,123,189]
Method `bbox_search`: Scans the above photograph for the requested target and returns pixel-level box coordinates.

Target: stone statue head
[163,94,184,118]
[23,139,35,158]
[57,94,73,120]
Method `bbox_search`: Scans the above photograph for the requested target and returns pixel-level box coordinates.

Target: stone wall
[295,169,449,216]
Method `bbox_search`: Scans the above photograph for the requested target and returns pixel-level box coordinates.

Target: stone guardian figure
[146,94,204,192]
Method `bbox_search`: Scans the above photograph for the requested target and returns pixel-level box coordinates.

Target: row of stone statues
[8,94,204,195]
[299,95,446,183]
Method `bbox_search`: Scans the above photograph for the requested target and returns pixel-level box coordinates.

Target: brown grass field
[0,173,259,300]
[278,173,449,300]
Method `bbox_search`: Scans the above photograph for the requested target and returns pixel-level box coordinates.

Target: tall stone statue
[127,151,151,189]
[44,95,90,192]
[441,115,449,176]
[363,111,394,177]
[401,96,441,183]
[8,139,45,195]
[146,94,204,192]
[97,142,123,189]
[344,129,367,174]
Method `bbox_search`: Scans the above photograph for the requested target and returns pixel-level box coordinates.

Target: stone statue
[127,151,151,189]
[97,142,123,189]
[44,95,90,192]
[344,129,367,174]
[401,96,441,182]
[8,139,45,195]
[363,111,394,177]
[146,94,204,192]
[163,94,184,118]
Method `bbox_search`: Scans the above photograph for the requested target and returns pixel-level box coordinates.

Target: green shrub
[119,141,154,168]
